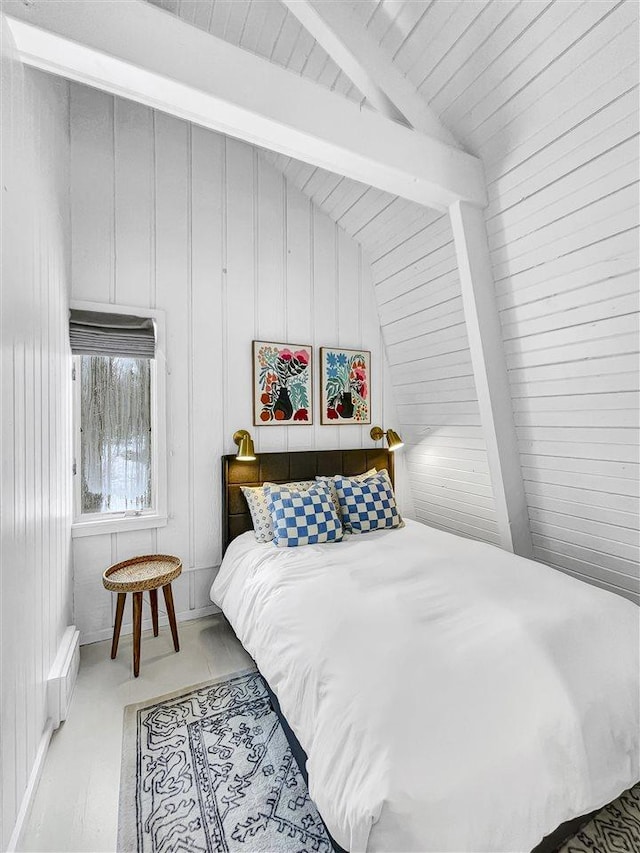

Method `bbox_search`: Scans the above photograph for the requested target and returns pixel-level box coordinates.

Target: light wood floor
[21,614,254,852]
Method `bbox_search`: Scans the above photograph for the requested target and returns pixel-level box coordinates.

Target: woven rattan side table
[102,555,182,677]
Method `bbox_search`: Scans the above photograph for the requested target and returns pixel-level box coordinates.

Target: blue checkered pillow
[333,472,401,533]
[265,482,343,547]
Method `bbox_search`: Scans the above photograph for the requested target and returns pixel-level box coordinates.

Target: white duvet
[211,519,640,852]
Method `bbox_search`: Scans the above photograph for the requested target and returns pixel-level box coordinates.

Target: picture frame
[320,347,371,425]
[253,340,313,426]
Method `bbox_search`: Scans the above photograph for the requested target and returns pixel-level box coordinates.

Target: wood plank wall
[484,1,639,602]
[0,58,72,849]
[257,159,501,546]
[262,1,639,601]
[69,83,400,644]
[384,0,639,599]
[370,206,502,545]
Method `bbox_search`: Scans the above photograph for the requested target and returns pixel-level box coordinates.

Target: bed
[212,450,640,852]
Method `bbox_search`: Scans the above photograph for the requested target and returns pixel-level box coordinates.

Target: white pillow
[315,468,377,517]
[241,480,314,543]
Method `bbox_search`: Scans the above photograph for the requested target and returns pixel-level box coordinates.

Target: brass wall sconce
[370,426,404,451]
[233,429,256,461]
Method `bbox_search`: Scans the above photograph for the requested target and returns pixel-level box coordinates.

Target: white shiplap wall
[367,0,639,599]
[260,0,639,599]
[0,48,73,851]
[137,0,507,549]
[372,209,501,546]
[69,83,401,644]
[257,159,501,546]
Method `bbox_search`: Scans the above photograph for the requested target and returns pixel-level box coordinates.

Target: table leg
[133,591,143,677]
[111,593,126,659]
[150,588,159,637]
[162,583,180,652]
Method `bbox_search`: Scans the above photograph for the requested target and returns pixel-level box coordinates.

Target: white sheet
[211,519,640,852]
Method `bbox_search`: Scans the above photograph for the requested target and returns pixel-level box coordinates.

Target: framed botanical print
[320,347,371,425]
[253,341,313,425]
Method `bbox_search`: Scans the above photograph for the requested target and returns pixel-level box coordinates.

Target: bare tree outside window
[80,356,152,514]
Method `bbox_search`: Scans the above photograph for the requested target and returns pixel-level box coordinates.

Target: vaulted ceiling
[147,0,368,106]
[144,0,544,153]
[145,0,449,253]
[143,0,450,244]
[143,0,589,263]
[14,0,634,594]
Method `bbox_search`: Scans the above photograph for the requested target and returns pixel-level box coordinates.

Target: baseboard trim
[80,603,220,646]
[6,720,55,853]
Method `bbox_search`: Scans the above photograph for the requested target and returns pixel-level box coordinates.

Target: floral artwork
[253,341,313,425]
[320,347,371,425]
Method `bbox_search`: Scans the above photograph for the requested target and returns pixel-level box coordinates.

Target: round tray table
[102,554,182,677]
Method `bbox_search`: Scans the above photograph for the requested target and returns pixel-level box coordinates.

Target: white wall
[69,83,400,644]
[267,0,639,600]
[371,205,502,546]
[478,1,639,602]
[0,38,73,851]
[376,0,639,600]
[257,159,502,546]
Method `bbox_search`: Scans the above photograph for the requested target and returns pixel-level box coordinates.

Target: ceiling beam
[281,0,460,148]
[3,0,485,211]
[450,201,533,557]
[281,0,408,128]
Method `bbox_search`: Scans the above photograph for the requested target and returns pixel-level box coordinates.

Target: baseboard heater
[47,625,80,728]
[7,627,81,851]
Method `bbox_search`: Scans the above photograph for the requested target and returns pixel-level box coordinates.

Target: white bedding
[211,519,640,852]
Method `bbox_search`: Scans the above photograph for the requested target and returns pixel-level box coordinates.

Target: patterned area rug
[119,670,333,853]
[557,784,640,853]
[120,670,639,853]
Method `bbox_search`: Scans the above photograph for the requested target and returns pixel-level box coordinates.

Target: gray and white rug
[120,670,639,853]
[557,783,640,853]
[119,670,333,853]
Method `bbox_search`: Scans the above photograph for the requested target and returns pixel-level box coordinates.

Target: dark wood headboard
[222,448,395,552]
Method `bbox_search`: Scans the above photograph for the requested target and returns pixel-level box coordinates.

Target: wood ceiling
[148,0,366,103]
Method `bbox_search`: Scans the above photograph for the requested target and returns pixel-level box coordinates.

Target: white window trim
[70,299,168,538]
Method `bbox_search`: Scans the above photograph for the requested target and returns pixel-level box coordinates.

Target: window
[71,303,166,537]
[79,355,152,514]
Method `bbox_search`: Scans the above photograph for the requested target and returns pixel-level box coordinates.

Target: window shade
[69,309,156,358]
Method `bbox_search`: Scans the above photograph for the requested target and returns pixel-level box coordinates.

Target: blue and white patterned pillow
[315,467,377,516]
[265,482,343,547]
[333,472,401,533]
[241,481,314,543]
[365,469,403,524]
